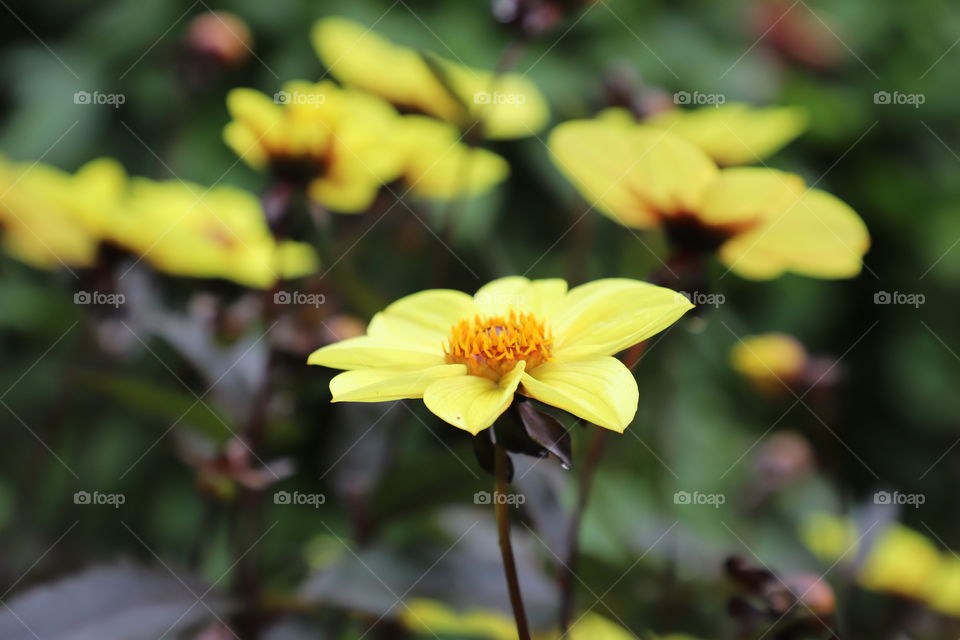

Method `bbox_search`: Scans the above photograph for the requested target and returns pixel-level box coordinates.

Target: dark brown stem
[494,441,531,640]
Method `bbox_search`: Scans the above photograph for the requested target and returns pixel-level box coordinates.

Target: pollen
[444,311,553,380]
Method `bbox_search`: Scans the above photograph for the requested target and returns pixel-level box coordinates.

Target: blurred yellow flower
[642,103,808,166]
[925,557,960,616]
[311,17,550,140]
[730,333,808,391]
[113,179,317,289]
[224,80,404,213]
[400,598,646,640]
[802,514,947,609]
[308,276,692,434]
[400,599,516,640]
[396,116,509,199]
[549,119,869,280]
[857,524,940,598]
[0,157,115,269]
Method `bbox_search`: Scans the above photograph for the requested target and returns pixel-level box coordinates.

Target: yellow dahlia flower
[0,156,114,269]
[224,80,404,213]
[311,17,549,140]
[308,277,692,435]
[549,119,869,280]
[730,333,808,391]
[396,116,509,200]
[113,179,317,289]
[642,103,808,166]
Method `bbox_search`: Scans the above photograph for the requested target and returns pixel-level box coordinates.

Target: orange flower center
[444,311,553,380]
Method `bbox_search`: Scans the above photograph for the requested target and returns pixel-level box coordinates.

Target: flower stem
[494,441,531,640]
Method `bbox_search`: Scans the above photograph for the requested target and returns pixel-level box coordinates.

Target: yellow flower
[311,17,549,140]
[400,598,643,640]
[549,119,869,280]
[0,157,111,269]
[224,80,405,213]
[925,557,960,616]
[308,276,692,434]
[396,116,509,199]
[642,103,809,166]
[730,333,808,391]
[857,524,941,598]
[113,179,317,289]
[802,514,942,603]
[400,599,516,640]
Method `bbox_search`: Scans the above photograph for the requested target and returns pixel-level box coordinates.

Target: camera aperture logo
[874,291,924,308]
[673,490,726,508]
[873,91,925,108]
[474,490,525,507]
[273,90,326,106]
[74,490,125,508]
[74,290,125,308]
[274,291,326,308]
[274,490,325,508]
[874,490,924,508]
[73,90,125,108]
[673,90,725,107]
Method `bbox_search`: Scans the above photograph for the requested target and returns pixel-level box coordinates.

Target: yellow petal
[521,357,638,432]
[730,333,808,385]
[549,120,718,228]
[399,599,516,640]
[307,336,444,370]
[858,525,940,598]
[312,17,464,124]
[697,168,806,227]
[397,116,508,199]
[925,557,960,616]
[549,278,693,359]
[275,241,319,280]
[225,87,283,133]
[330,364,466,402]
[311,17,548,140]
[567,613,638,640]
[423,362,525,434]
[645,103,809,166]
[307,172,383,214]
[223,122,269,169]
[368,289,477,348]
[473,276,568,317]
[442,60,551,139]
[719,188,870,280]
